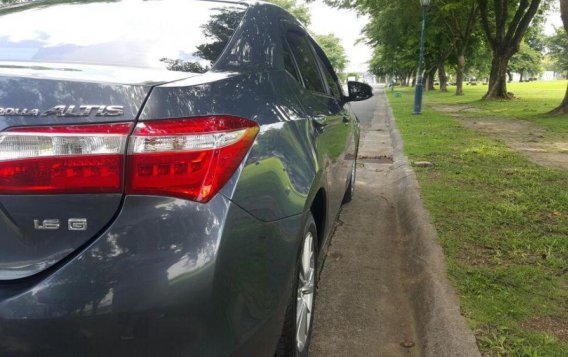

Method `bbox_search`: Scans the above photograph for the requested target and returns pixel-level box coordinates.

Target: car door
[311,42,356,197]
[283,28,348,217]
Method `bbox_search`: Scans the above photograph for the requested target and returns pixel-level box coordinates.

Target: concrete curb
[382,94,481,357]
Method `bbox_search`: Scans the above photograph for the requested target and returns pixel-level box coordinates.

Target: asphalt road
[350,86,382,125]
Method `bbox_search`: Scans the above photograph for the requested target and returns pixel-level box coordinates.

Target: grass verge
[387,81,568,356]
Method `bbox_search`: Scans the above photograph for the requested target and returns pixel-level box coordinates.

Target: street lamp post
[413,0,430,115]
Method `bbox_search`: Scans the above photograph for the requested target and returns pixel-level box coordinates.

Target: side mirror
[347,81,373,102]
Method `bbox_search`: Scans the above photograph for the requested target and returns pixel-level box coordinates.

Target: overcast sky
[308,1,564,74]
[307,0,373,74]
[544,8,563,35]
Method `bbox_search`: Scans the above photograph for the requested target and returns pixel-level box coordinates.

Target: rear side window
[286,31,325,93]
[314,47,342,98]
[283,40,302,84]
[0,0,247,73]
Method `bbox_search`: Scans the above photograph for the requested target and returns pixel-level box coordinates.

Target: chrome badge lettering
[34,218,88,231]
[0,105,124,117]
[0,108,40,116]
[68,218,88,231]
[34,219,60,230]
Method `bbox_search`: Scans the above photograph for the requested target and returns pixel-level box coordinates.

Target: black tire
[276,213,318,357]
[342,160,356,204]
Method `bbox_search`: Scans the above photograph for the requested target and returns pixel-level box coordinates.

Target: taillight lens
[0,117,259,202]
[126,116,259,202]
[0,123,132,194]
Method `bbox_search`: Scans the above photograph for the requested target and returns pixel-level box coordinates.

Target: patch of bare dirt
[460,119,568,169]
[521,317,568,342]
[436,105,568,169]
[437,105,485,114]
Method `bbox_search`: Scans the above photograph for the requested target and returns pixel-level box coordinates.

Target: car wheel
[276,213,318,357]
[342,160,357,204]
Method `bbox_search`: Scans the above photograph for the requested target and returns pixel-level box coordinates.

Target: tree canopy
[548,27,568,72]
[314,34,349,73]
[477,0,551,99]
[267,0,311,25]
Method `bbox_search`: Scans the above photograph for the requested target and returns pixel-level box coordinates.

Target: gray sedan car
[0,0,372,355]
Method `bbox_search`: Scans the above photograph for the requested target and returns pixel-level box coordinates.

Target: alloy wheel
[350,161,356,196]
[296,231,315,352]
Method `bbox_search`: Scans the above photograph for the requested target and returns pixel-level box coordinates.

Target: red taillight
[0,123,132,194]
[0,117,259,202]
[125,116,259,202]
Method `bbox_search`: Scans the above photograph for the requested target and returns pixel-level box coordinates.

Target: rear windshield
[0,0,247,73]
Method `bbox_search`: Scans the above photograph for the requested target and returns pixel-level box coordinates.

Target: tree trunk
[519,71,524,82]
[478,0,542,100]
[562,0,568,34]
[439,63,448,92]
[549,0,568,115]
[550,85,568,115]
[456,54,465,96]
[483,51,513,100]
[426,68,436,91]
[431,68,437,90]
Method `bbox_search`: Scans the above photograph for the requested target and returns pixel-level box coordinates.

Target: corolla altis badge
[0,105,124,117]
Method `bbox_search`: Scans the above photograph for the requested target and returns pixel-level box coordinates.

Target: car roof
[0,0,254,10]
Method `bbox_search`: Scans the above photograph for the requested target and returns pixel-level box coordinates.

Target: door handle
[312,115,328,127]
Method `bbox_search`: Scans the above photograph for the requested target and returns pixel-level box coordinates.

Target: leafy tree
[369,42,417,86]
[524,18,548,52]
[509,41,543,81]
[196,7,245,62]
[161,7,245,73]
[314,34,348,73]
[267,0,311,25]
[434,0,481,95]
[464,40,493,79]
[547,27,568,73]
[326,0,487,95]
[478,0,549,99]
[550,0,568,115]
[362,0,422,86]
[562,0,568,43]
[507,17,545,81]
[159,58,208,73]
[421,9,455,91]
[542,54,562,72]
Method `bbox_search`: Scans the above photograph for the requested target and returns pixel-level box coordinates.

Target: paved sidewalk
[309,87,480,357]
[310,88,419,356]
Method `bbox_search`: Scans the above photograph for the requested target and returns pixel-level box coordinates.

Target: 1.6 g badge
[34,218,87,231]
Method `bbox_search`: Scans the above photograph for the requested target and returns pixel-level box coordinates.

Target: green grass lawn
[420,80,568,136]
[387,80,568,356]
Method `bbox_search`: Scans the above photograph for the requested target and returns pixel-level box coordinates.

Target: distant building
[361,72,376,84]
[541,71,565,81]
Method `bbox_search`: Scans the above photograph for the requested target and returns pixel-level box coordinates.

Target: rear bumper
[0,195,303,356]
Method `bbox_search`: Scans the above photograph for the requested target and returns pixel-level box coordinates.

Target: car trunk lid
[0,63,193,280]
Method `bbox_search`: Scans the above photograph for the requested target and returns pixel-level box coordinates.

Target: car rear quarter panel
[141,70,320,222]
